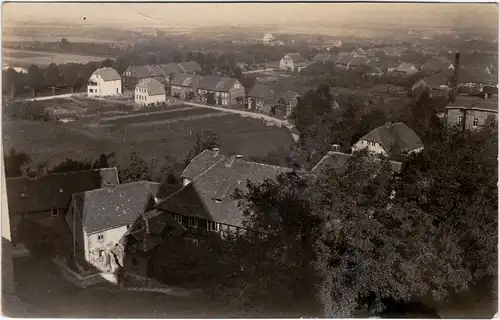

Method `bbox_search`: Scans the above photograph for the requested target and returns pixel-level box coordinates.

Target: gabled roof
[179,61,202,74]
[158,63,183,74]
[312,151,402,173]
[421,56,454,73]
[335,54,353,66]
[170,74,203,87]
[6,168,119,214]
[182,149,225,181]
[92,67,121,81]
[198,76,239,92]
[281,91,300,104]
[446,96,498,112]
[158,150,292,227]
[358,122,423,155]
[312,53,336,63]
[135,78,166,96]
[285,53,307,63]
[458,68,497,85]
[74,181,156,234]
[124,65,165,79]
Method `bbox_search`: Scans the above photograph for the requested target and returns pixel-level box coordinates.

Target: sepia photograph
[1,1,498,318]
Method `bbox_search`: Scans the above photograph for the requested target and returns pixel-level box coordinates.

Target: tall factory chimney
[451,51,460,103]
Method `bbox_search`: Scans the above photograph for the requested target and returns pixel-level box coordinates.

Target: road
[23,92,85,101]
[183,101,299,142]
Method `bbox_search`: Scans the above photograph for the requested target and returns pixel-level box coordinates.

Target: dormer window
[97,234,104,241]
[214,198,222,204]
[58,188,64,193]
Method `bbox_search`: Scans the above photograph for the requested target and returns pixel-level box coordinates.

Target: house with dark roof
[6,168,119,249]
[352,122,424,158]
[65,180,158,272]
[122,65,166,89]
[421,56,455,74]
[87,67,122,97]
[445,95,498,131]
[312,53,336,64]
[246,84,300,119]
[335,54,368,71]
[312,150,402,174]
[457,67,498,93]
[393,62,420,76]
[134,78,167,106]
[170,74,203,100]
[124,61,203,89]
[156,149,292,241]
[279,53,309,72]
[196,76,245,106]
[412,74,452,100]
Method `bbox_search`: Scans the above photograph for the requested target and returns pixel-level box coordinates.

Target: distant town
[1,4,498,318]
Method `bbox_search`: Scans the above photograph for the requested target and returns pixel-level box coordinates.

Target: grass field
[3,48,107,67]
[3,103,295,169]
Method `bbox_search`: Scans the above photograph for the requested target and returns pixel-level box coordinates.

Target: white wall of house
[352,139,388,157]
[135,92,166,106]
[86,225,130,271]
[280,55,295,71]
[87,74,122,97]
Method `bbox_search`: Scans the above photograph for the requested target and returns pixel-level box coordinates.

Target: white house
[279,53,308,72]
[87,67,122,97]
[65,181,158,272]
[134,78,167,106]
[352,122,424,158]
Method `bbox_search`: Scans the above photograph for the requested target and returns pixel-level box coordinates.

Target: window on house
[97,234,104,241]
[189,218,198,228]
[89,89,93,93]
[491,119,496,128]
[98,250,104,257]
[458,116,464,125]
[51,209,58,217]
[473,118,479,127]
[131,257,138,266]
[126,224,132,230]
[207,221,219,231]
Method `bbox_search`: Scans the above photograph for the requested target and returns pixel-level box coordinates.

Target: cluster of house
[6,121,427,281]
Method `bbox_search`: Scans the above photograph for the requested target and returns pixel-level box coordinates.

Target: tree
[45,63,61,87]
[100,58,114,68]
[118,152,150,183]
[2,68,21,96]
[27,64,44,91]
[50,158,94,173]
[205,92,216,105]
[60,38,72,50]
[4,148,31,178]
[184,130,219,166]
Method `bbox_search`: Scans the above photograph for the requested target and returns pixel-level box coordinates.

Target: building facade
[445,97,498,130]
[134,78,167,106]
[87,67,122,97]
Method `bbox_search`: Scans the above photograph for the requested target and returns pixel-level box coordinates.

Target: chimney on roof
[384,122,392,128]
[451,51,460,103]
[212,147,220,156]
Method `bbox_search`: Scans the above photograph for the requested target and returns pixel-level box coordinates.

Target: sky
[2,2,498,30]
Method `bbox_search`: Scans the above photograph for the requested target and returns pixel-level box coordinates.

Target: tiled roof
[181,149,225,181]
[158,63,183,74]
[312,53,336,63]
[281,91,300,104]
[6,168,119,214]
[285,53,307,63]
[170,74,203,87]
[335,54,353,66]
[124,65,165,79]
[136,78,166,96]
[359,122,423,155]
[421,56,454,73]
[458,69,497,85]
[446,96,498,112]
[312,151,402,173]
[198,76,239,92]
[179,61,202,73]
[74,180,156,234]
[395,62,418,73]
[158,150,292,227]
[93,67,122,81]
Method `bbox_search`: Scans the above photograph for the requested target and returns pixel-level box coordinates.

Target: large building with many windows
[445,95,498,131]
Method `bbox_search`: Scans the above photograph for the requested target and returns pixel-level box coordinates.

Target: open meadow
[3,100,295,169]
[2,48,108,67]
